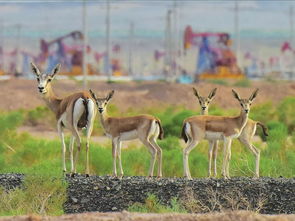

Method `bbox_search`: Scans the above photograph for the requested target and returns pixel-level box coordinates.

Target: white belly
[205,131,223,140]
[120,130,138,141]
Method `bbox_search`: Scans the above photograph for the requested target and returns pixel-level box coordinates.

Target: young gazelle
[192,87,219,177]
[89,89,164,178]
[182,89,259,179]
[193,88,268,178]
[31,63,96,176]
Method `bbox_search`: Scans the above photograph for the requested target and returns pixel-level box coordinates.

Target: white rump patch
[185,122,192,139]
[73,98,85,126]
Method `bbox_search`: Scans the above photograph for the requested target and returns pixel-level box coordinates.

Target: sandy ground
[0,78,294,112]
[0,211,295,221]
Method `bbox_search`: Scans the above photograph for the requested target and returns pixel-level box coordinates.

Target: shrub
[277,97,295,133]
[128,194,186,213]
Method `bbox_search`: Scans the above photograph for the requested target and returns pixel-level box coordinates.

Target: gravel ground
[0,174,294,215]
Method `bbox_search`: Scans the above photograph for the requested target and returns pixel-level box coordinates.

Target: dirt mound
[0,78,294,112]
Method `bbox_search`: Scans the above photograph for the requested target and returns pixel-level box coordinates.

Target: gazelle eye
[48,78,51,82]
[37,78,40,82]
[240,103,243,106]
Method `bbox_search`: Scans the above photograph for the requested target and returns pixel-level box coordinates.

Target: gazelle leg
[183,140,198,180]
[112,138,118,177]
[69,136,75,173]
[222,138,232,179]
[85,122,94,177]
[208,140,214,177]
[57,122,66,173]
[85,100,95,177]
[150,137,163,178]
[226,143,232,178]
[140,138,157,177]
[239,138,260,178]
[117,140,124,178]
[213,141,219,177]
[70,126,81,175]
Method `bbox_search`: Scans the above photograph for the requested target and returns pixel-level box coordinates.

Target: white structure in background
[280,42,295,80]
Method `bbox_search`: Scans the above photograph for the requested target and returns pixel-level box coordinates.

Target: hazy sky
[0,1,294,39]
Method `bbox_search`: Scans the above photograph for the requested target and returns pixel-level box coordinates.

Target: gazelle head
[232,88,259,114]
[89,89,115,114]
[30,62,61,94]
[193,87,217,113]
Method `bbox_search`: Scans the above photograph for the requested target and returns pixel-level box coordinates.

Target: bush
[277,97,295,133]
[128,194,186,213]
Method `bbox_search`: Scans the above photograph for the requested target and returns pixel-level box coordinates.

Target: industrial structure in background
[0,1,295,81]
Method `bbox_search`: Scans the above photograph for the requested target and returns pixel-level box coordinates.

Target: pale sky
[0,0,294,39]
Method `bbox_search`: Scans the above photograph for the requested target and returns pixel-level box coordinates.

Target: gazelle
[193,88,268,178]
[192,87,219,177]
[182,89,259,179]
[31,63,96,176]
[89,89,164,178]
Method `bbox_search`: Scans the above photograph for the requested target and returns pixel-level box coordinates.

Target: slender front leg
[117,140,124,178]
[150,138,163,178]
[69,136,75,173]
[213,141,219,177]
[222,138,231,179]
[183,140,198,180]
[239,137,261,178]
[112,138,118,177]
[208,140,214,177]
[57,122,66,173]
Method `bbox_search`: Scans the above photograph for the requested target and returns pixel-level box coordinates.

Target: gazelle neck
[200,109,208,115]
[237,109,249,131]
[42,83,61,114]
[99,109,109,131]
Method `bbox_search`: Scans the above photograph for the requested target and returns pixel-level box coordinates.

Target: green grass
[0,175,67,216]
[128,194,187,213]
[0,97,294,215]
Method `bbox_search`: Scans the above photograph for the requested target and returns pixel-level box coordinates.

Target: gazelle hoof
[70,173,77,178]
[85,174,90,178]
[184,176,193,180]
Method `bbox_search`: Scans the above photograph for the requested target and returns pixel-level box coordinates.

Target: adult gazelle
[182,89,259,179]
[89,89,164,178]
[31,63,96,176]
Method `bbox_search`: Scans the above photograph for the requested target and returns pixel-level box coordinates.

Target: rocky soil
[1,174,294,215]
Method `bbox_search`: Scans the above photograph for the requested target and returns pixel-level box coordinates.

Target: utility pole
[173,0,178,79]
[105,0,111,80]
[290,5,294,46]
[82,0,88,89]
[165,9,173,80]
[128,22,134,77]
[0,20,4,72]
[15,24,22,75]
[234,0,241,67]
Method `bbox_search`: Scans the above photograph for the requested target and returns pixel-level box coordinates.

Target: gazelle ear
[232,89,241,101]
[192,87,200,99]
[208,88,217,99]
[249,88,259,101]
[89,89,97,100]
[50,63,61,78]
[106,90,115,101]
[30,62,41,76]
